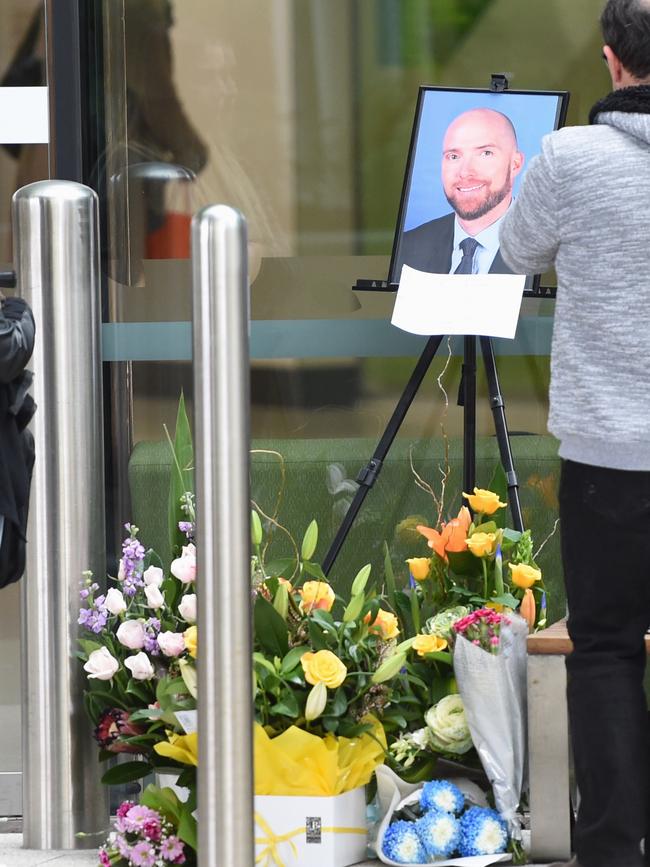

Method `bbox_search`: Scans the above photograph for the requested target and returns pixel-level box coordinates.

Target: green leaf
[253,595,289,657]
[100,760,152,785]
[502,528,523,544]
[490,592,520,609]
[280,646,308,675]
[343,592,365,623]
[167,392,194,556]
[447,550,482,577]
[177,804,198,851]
[301,561,328,582]
[253,652,277,675]
[473,520,498,535]
[423,650,453,665]
[329,688,348,717]
[264,557,297,578]
[126,679,153,703]
[272,690,300,718]
[307,620,330,651]
[78,639,104,657]
[351,564,372,596]
[301,520,318,561]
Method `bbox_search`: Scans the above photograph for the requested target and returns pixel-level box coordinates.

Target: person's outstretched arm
[499,135,560,275]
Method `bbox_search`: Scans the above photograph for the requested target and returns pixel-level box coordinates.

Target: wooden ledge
[527,619,572,655]
[527,618,650,655]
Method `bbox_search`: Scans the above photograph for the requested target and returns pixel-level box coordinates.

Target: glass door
[89,0,606,616]
[0,0,48,819]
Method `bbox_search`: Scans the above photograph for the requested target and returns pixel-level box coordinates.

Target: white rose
[104,588,127,616]
[424,694,473,755]
[171,547,196,585]
[84,647,119,681]
[124,652,155,681]
[178,593,196,624]
[143,566,164,588]
[116,619,146,650]
[144,584,165,610]
[157,631,186,657]
[117,559,126,582]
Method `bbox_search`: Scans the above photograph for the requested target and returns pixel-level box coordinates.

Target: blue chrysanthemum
[415,808,461,859]
[420,779,465,815]
[382,820,426,864]
[459,806,508,856]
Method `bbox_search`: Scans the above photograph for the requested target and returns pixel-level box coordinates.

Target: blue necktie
[454,237,480,274]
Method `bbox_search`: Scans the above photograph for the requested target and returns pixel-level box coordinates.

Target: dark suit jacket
[392,212,513,280]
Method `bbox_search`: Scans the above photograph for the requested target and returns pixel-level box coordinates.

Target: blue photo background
[403,89,563,231]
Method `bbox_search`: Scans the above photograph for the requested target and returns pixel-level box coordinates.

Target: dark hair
[601,0,650,80]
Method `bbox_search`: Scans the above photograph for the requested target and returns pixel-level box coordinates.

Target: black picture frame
[386,85,569,295]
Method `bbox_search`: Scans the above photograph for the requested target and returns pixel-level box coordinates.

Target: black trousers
[560,460,650,867]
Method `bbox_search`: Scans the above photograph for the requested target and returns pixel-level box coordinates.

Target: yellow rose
[183,625,197,658]
[406,557,431,581]
[412,633,448,657]
[466,532,497,558]
[365,609,400,640]
[509,563,542,589]
[462,487,507,515]
[301,650,347,689]
[299,580,335,613]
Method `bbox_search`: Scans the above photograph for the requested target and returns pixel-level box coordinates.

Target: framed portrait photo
[387,86,569,292]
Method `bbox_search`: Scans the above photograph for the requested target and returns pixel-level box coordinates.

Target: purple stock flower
[178,521,195,541]
[120,527,146,596]
[78,605,108,634]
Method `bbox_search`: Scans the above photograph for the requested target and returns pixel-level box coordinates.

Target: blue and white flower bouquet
[374,765,511,866]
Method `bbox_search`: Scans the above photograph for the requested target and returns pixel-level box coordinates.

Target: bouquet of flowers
[98,794,192,866]
[374,766,511,866]
[452,607,529,857]
[252,512,398,743]
[381,481,546,783]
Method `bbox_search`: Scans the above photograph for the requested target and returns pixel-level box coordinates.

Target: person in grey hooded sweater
[499,2,650,866]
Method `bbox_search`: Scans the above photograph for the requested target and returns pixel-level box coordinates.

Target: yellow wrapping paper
[254,718,386,796]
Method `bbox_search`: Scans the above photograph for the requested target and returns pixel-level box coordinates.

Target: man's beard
[445,170,512,221]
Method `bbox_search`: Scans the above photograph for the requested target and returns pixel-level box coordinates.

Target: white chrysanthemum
[475,818,507,854]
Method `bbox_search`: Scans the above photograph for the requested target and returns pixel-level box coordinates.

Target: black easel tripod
[322,332,524,575]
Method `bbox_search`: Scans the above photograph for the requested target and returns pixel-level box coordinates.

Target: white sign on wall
[0,87,49,144]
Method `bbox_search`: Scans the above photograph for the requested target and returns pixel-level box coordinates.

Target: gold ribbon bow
[254,811,366,867]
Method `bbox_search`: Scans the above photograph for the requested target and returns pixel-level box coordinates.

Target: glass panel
[0,0,47,815]
[97,0,606,633]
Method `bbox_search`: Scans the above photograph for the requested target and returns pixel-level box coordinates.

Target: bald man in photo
[395,108,525,277]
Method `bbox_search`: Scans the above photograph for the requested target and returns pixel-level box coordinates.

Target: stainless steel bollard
[14,181,108,848]
[192,205,253,866]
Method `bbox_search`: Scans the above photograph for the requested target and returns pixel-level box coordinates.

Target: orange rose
[417,507,471,561]
[364,609,400,640]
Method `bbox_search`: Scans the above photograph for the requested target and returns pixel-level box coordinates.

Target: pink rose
[116,620,146,650]
[171,544,196,585]
[157,631,186,657]
[124,652,155,681]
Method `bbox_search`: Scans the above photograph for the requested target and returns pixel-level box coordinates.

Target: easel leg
[322,334,444,575]
[479,336,524,531]
[460,336,477,495]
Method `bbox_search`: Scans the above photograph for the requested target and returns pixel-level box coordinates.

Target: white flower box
[254,786,368,867]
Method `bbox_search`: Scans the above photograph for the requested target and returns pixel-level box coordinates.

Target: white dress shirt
[449,213,505,274]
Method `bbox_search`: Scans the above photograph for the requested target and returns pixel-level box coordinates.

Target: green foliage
[167,392,194,557]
